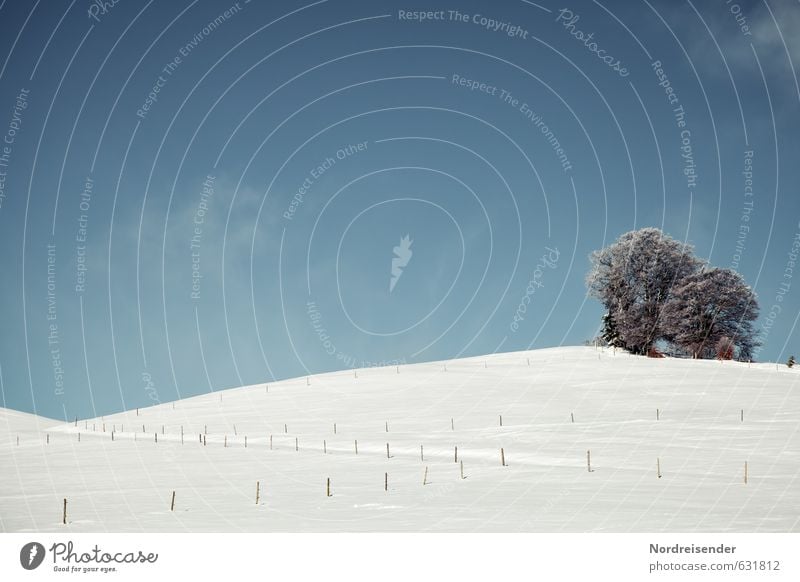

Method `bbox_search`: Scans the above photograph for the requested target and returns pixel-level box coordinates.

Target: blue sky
[0,0,798,420]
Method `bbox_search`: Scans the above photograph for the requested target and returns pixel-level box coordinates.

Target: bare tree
[587,228,700,355]
[661,267,760,360]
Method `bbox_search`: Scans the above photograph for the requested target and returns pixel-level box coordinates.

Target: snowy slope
[1,347,799,532]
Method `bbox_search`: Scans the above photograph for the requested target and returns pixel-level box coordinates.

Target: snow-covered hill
[2,347,799,532]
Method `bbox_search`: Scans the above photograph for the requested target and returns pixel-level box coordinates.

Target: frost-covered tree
[661,267,760,360]
[788,355,796,368]
[586,228,700,355]
[737,333,758,363]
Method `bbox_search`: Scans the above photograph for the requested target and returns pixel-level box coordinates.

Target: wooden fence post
[62,498,67,524]
[170,491,175,511]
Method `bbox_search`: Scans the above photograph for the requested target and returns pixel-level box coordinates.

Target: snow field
[1,347,798,532]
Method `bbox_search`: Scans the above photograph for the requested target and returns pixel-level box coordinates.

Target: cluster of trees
[587,228,760,360]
